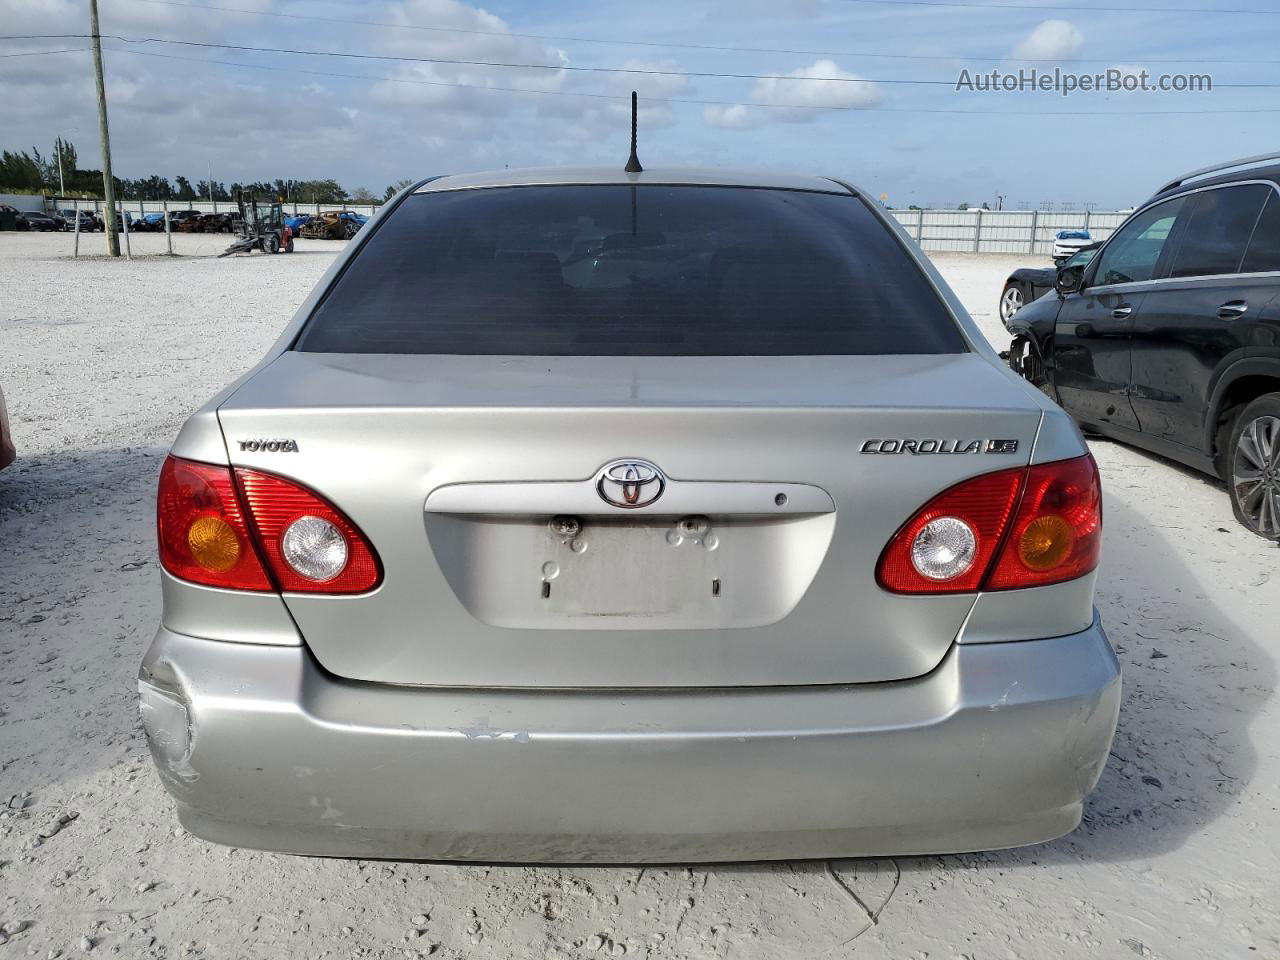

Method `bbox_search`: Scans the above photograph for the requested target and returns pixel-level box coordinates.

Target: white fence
[889,209,1129,256]
[0,192,47,213]
[44,196,382,219]
[24,195,1135,256]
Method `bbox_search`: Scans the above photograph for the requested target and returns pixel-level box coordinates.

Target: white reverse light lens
[910,516,977,581]
[281,515,348,582]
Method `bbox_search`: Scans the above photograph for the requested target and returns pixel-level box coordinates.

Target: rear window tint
[1168,184,1271,278]
[1242,189,1280,273]
[295,185,965,356]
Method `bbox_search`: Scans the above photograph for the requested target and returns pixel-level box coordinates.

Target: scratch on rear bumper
[139,617,1120,863]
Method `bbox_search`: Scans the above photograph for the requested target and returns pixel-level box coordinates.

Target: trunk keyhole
[712,578,721,598]
[541,581,552,599]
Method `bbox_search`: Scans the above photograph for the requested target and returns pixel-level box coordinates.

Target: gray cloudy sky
[2,0,1276,206]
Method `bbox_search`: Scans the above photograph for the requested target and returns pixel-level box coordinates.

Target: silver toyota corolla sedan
[140,167,1120,863]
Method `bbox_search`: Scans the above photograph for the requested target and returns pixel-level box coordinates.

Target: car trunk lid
[217,350,1043,688]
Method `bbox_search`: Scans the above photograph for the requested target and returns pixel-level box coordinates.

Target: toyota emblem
[596,459,666,509]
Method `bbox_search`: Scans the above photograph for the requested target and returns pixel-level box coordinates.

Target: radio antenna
[625,91,643,173]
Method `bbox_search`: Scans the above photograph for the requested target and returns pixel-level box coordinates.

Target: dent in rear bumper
[139,616,1120,863]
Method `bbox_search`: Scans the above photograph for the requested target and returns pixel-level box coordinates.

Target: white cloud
[605,59,692,100]
[0,0,838,186]
[369,0,571,112]
[707,59,881,129]
[1013,19,1084,61]
[703,104,758,129]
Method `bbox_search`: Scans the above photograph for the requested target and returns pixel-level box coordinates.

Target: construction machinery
[220,191,294,257]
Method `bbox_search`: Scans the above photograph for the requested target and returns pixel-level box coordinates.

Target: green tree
[0,150,44,191]
[54,138,77,183]
[383,178,413,201]
[295,178,347,203]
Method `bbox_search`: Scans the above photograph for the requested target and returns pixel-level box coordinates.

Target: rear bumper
[140,617,1120,863]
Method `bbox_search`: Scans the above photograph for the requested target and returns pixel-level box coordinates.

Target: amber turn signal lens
[1018,515,1074,572]
[186,515,242,572]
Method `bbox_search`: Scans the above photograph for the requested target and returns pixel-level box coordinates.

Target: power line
[834,0,1278,13]
[125,0,1280,64]
[5,34,1277,87]
[0,46,89,58]
[0,34,943,84]
[114,46,1280,115]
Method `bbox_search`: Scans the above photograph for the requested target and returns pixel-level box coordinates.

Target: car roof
[415,166,852,195]
[1150,162,1280,201]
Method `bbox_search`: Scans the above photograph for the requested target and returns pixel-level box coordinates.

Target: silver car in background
[141,167,1119,863]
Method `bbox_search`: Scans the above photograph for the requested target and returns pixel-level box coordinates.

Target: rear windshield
[296,184,965,356]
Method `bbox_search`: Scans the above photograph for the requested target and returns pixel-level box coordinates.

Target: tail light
[876,467,1025,594]
[157,456,381,594]
[236,469,381,593]
[877,454,1101,594]
[984,455,1102,590]
[157,457,273,591]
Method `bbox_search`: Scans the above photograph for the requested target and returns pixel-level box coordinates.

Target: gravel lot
[1,230,1277,960]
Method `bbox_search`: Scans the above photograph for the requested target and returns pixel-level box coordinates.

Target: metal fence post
[1029,209,1039,254]
[163,198,172,255]
[973,208,983,253]
[73,199,80,258]
[914,210,923,245]
[1083,208,1091,233]
[121,203,132,259]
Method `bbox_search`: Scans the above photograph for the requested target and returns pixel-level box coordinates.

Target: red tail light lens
[157,457,272,591]
[876,468,1025,594]
[985,454,1101,590]
[235,469,381,594]
[157,457,381,594]
[877,454,1101,594]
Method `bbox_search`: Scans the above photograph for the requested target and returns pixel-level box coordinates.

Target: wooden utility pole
[89,0,119,256]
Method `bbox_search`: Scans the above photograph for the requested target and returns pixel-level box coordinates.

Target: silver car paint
[146,167,1118,859]
[140,616,1119,863]
[213,351,1075,688]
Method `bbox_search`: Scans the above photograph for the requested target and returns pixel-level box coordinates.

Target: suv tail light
[157,456,381,594]
[877,454,1101,594]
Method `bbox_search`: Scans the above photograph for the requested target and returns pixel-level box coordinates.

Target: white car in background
[1051,229,1092,260]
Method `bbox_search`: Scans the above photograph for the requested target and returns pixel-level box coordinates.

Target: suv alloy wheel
[1229,393,1280,540]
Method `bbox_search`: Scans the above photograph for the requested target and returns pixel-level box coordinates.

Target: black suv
[1006,153,1280,540]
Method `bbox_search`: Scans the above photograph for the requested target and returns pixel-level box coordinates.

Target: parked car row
[2,205,372,238]
[1,205,69,231]
[286,210,368,239]
[178,212,237,233]
[1003,153,1280,540]
[45,208,135,232]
